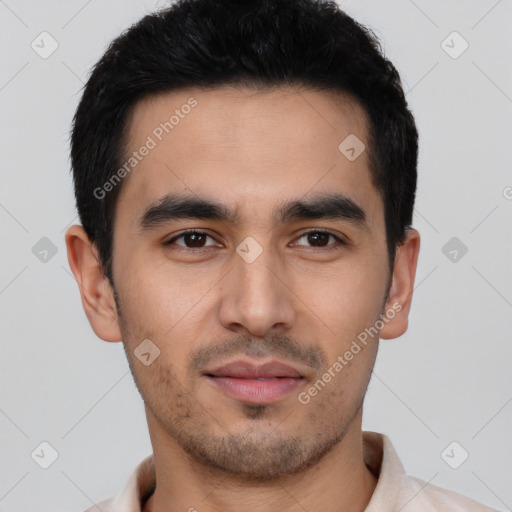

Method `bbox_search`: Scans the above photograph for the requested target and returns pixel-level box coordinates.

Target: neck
[143,409,378,512]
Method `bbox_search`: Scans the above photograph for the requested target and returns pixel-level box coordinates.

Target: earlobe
[380,228,420,340]
[64,225,123,342]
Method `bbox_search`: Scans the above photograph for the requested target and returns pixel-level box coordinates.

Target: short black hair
[70,0,418,285]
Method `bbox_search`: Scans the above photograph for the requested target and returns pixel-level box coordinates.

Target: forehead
[116,85,381,228]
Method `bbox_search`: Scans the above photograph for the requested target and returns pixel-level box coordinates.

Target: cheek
[116,256,207,327]
[115,264,213,375]
[300,344,377,423]
[296,257,386,390]
[307,262,387,332]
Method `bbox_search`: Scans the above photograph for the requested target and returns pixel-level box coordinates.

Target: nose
[217,242,296,338]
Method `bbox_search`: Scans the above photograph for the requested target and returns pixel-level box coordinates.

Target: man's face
[111,86,391,479]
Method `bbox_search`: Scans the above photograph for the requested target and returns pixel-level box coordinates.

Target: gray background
[0,0,511,511]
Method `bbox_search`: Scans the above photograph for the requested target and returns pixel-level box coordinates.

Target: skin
[66,85,420,512]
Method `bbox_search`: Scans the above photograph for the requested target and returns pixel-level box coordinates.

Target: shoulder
[404,475,499,511]
[82,497,114,512]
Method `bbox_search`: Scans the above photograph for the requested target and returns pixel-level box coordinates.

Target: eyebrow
[137,192,368,232]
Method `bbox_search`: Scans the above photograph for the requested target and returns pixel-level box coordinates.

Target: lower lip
[206,376,303,404]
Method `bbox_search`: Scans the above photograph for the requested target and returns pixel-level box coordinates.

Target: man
[64,0,498,510]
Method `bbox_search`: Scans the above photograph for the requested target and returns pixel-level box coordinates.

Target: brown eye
[306,232,330,247]
[165,230,217,249]
[181,232,208,248]
[294,230,344,249]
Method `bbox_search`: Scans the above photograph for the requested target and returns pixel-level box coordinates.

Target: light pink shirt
[85,431,499,511]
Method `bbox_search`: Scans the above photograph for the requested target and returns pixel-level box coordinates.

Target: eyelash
[163,228,347,253]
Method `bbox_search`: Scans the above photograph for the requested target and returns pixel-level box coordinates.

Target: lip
[204,360,303,378]
[203,359,305,404]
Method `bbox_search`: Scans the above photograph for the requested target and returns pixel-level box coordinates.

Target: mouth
[203,360,305,404]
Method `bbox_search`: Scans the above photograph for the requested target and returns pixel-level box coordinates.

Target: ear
[65,225,122,342]
[380,228,420,340]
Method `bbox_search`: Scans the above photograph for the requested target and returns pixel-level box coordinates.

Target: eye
[163,228,346,253]
[293,230,345,250]
[164,230,219,250]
